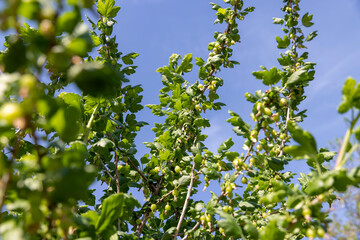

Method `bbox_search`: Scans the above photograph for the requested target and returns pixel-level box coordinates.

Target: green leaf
[273,18,284,24]
[305,31,318,41]
[176,53,193,74]
[253,67,282,86]
[227,110,251,137]
[338,77,356,113]
[276,35,290,49]
[195,57,205,67]
[2,36,26,73]
[218,138,234,153]
[97,0,120,18]
[286,67,308,86]
[244,222,259,239]
[96,193,140,234]
[284,122,317,159]
[68,62,123,97]
[58,92,83,115]
[122,52,139,65]
[49,106,81,143]
[259,220,285,240]
[18,1,40,20]
[216,211,243,238]
[178,175,191,186]
[302,13,314,27]
[57,10,80,33]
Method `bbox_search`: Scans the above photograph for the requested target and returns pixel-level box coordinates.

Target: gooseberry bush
[0,0,359,239]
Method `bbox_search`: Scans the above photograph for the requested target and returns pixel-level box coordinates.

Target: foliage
[0,0,358,239]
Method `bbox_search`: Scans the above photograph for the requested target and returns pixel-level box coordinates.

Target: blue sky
[111,0,360,174]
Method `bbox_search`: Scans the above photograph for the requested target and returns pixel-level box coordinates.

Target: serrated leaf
[178,175,191,186]
[284,122,317,160]
[259,220,285,240]
[286,67,308,86]
[276,35,290,49]
[97,0,120,18]
[306,31,318,41]
[218,138,234,153]
[216,211,243,238]
[96,193,139,234]
[122,52,139,65]
[338,77,356,113]
[253,67,281,86]
[302,13,314,27]
[273,17,284,24]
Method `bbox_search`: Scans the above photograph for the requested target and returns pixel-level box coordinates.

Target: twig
[182,222,201,240]
[173,158,196,240]
[114,151,121,232]
[0,172,10,218]
[98,157,115,181]
[335,112,360,169]
[108,133,150,184]
[137,177,164,236]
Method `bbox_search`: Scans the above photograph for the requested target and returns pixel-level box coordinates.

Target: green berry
[241,177,248,184]
[279,98,287,106]
[150,204,157,211]
[165,204,171,211]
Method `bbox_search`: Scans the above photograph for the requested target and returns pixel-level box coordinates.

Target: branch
[114,151,121,232]
[107,132,149,184]
[0,172,10,219]
[98,156,115,181]
[182,222,201,240]
[136,177,164,236]
[173,158,196,240]
[335,112,360,169]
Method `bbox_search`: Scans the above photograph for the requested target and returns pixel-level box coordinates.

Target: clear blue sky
[111,0,360,176]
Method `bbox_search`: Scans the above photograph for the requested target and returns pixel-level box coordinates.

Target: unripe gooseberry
[0,102,23,125]
[302,207,312,217]
[279,98,287,106]
[272,113,280,122]
[306,228,316,239]
[136,219,142,225]
[256,144,263,151]
[225,186,233,194]
[241,177,248,184]
[174,165,181,173]
[219,227,225,234]
[20,74,37,90]
[173,189,179,196]
[165,204,171,211]
[317,228,325,238]
[150,204,157,211]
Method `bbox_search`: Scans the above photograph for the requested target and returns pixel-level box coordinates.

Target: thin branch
[98,157,115,181]
[107,132,149,184]
[335,112,360,169]
[0,172,10,218]
[182,222,201,240]
[114,151,121,232]
[173,158,196,240]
